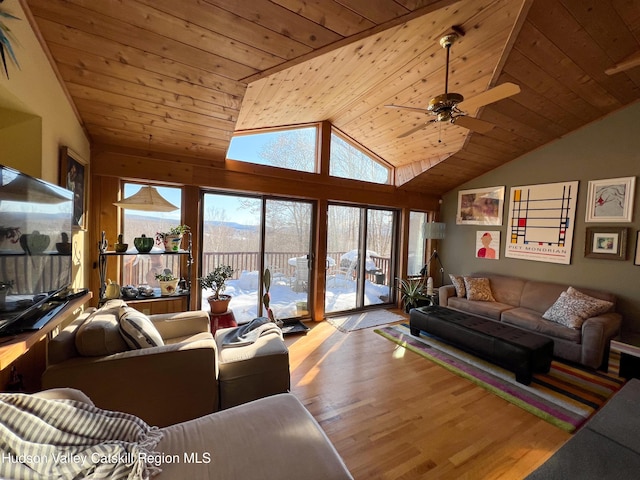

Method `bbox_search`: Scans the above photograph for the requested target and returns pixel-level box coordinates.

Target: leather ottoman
[410,305,554,384]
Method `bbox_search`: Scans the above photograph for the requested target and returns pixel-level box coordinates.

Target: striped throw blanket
[0,393,163,480]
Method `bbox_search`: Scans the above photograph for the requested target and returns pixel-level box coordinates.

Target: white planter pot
[159,279,179,296]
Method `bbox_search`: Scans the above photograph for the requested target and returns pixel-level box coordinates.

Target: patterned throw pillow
[118,306,164,349]
[543,288,614,329]
[463,277,496,302]
[449,274,466,297]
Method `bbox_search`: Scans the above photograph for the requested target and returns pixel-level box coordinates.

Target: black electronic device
[0,164,73,336]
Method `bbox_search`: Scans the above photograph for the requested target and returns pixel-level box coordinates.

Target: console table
[0,291,92,389]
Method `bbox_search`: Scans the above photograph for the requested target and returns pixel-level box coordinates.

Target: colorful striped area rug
[375,323,625,433]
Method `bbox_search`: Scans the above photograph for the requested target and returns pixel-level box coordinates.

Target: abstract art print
[585,176,635,222]
[476,231,500,259]
[505,181,579,264]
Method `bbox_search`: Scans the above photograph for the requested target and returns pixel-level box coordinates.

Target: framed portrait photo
[456,186,505,225]
[585,227,627,260]
[59,146,89,230]
[585,176,635,223]
[635,231,640,266]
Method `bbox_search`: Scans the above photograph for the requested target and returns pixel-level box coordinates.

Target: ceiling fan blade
[385,104,430,113]
[458,82,521,112]
[452,115,495,134]
[397,120,435,138]
[605,50,640,75]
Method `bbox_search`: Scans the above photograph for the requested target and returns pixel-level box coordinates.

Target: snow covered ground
[201,269,391,324]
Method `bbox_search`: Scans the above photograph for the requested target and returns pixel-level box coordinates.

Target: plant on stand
[155,270,179,296]
[155,224,190,252]
[199,265,234,314]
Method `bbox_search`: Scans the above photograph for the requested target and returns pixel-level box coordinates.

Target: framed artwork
[585,227,627,260]
[456,186,505,225]
[585,176,635,223]
[505,181,579,264]
[475,231,500,260]
[59,146,88,230]
[635,231,640,266]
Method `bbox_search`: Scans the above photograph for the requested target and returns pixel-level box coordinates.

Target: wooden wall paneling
[206,0,344,49]
[182,185,201,311]
[28,0,257,79]
[90,176,121,307]
[33,16,248,100]
[527,0,638,104]
[271,0,376,36]
[25,0,640,197]
[144,0,312,59]
[513,22,623,112]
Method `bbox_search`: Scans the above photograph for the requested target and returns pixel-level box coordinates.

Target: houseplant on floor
[156,224,190,252]
[397,277,430,313]
[199,264,235,314]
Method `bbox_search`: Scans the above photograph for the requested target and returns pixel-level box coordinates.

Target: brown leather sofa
[42,300,290,427]
[439,273,622,369]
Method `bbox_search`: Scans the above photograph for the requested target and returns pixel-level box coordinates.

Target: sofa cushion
[75,300,130,356]
[480,274,525,307]
[449,274,466,297]
[542,289,614,329]
[118,306,165,349]
[501,307,581,343]
[447,297,513,321]
[463,277,495,302]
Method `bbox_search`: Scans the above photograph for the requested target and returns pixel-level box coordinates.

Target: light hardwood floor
[285,311,570,480]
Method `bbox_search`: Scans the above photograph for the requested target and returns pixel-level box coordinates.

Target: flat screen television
[0,164,74,335]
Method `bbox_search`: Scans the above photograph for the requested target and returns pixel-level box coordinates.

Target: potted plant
[155,270,179,296]
[199,264,234,314]
[156,224,190,252]
[396,277,429,313]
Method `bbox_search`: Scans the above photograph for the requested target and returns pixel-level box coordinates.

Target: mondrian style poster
[505,181,579,264]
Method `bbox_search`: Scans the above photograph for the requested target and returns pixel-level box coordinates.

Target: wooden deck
[286,312,569,479]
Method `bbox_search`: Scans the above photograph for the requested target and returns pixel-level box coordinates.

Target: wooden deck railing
[121,251,391,288]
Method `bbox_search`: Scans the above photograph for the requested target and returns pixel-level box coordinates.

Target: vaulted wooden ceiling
[25,0,640,195]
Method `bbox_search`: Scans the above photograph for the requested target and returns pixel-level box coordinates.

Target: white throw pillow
[542,288,613,329]
[118,306,164,349]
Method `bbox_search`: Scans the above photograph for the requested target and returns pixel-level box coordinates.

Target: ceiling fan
[387,31,521,138]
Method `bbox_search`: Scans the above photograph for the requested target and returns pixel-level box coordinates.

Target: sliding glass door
[325,204,397,314]
[201,192,313,323]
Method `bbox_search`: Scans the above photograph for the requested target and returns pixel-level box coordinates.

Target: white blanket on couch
[0,393,162,480]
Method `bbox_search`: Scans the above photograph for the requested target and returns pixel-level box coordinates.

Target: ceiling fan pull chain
[438,122,443,143]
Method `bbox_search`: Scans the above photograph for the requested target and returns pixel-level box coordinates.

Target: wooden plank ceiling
[25,0,640,195]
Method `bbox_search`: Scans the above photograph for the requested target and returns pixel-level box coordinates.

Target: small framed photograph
[635,231,640,266]
[457,186,505,225]
[585,176,635,222]
[585,227,627,260]
[59,146,89,230]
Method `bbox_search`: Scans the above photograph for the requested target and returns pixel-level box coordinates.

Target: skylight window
[226,126,317,173]
[329,132,390,184]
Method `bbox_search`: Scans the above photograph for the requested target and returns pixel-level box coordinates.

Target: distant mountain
[125,213,256,232]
